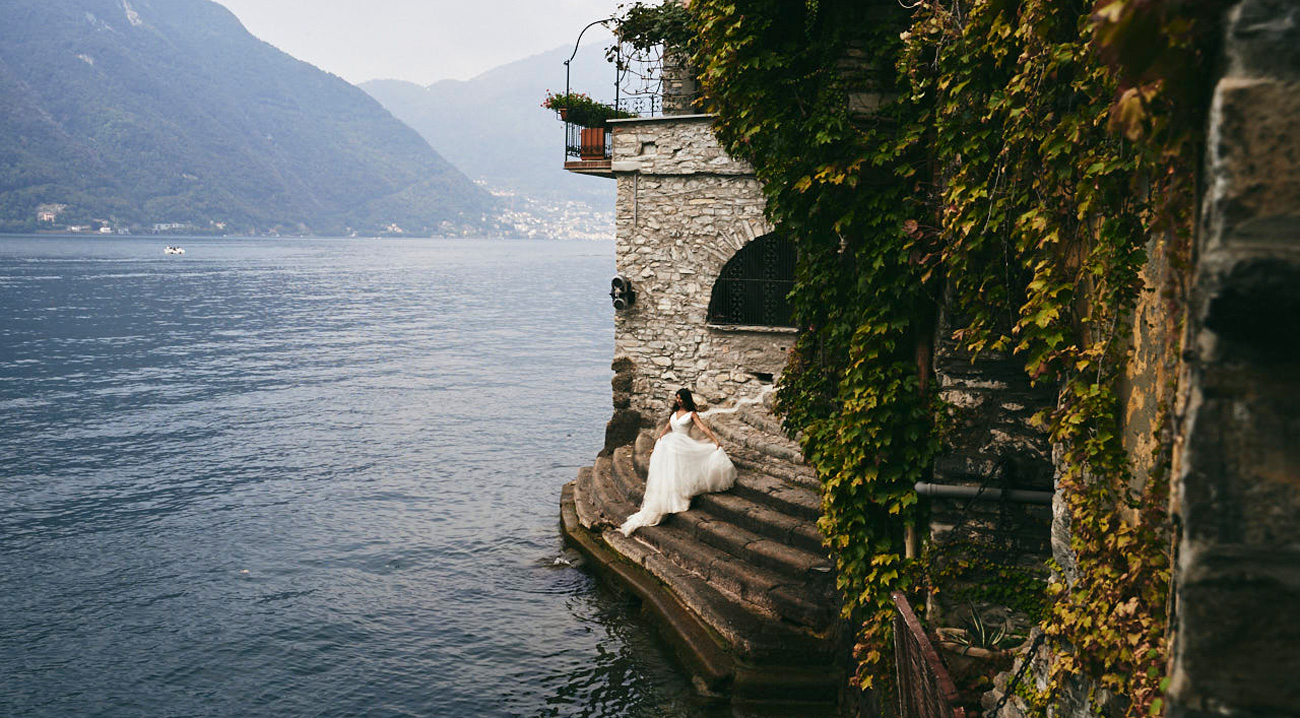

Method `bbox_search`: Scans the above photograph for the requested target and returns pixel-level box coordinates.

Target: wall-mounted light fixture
[610,275,635,310]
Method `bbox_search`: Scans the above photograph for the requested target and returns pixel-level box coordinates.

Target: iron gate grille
[707,233,796,327]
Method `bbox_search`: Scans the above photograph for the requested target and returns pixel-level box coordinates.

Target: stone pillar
[1170,2,1300,715]
[661,45,698,116]
[661,0,697,116]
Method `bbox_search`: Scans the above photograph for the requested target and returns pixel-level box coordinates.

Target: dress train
[619,411,736,536]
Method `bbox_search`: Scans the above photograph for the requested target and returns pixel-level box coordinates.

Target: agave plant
[950,603,1024,651]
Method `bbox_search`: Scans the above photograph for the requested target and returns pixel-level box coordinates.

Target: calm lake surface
[0,236,723,718]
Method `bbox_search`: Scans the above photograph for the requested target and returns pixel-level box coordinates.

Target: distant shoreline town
[23,189,614,241]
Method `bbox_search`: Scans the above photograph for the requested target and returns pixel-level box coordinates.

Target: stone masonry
[1170,2,1300,715]
[564,112,846,710]
[606,114,794,428]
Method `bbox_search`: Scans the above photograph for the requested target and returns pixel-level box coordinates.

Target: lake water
[0,236,724,718]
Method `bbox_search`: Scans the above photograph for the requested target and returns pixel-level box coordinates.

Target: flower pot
[579,127,607,161]
[557,107,568,122]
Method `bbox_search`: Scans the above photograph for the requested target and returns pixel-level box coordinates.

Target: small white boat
[164,246,185,255]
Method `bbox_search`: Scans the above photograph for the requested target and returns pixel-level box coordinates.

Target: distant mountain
[0,0,493,235]
[362,44,619,207]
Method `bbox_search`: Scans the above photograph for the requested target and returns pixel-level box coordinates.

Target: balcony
[554,16,695,178]
[560,95,660,176]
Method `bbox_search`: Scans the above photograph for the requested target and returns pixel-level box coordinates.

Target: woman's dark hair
[671,388,697,414]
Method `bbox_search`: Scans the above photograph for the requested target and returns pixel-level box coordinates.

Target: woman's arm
[659,419,671,439]
[691,412,721,445]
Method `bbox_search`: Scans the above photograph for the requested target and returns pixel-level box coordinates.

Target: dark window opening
[707,233,796,327]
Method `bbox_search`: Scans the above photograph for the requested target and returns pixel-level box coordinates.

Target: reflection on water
[0,236,731,718]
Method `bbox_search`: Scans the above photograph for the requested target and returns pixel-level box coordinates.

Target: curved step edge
[604,526,839,666]
[711,416,805,465]
[562,483,844,707]
[560,482,734,695]
[600,453,834,627]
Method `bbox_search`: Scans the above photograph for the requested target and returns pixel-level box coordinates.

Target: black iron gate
[707,233,796,327]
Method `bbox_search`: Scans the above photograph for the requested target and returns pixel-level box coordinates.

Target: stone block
[1225,0,1300,81]
[1171,547,1300,713]
[1206,77,1300,248]
[603,408,643,455]
[1179,363,1300,547]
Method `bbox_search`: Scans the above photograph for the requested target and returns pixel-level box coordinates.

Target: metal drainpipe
[913,482,1054,505]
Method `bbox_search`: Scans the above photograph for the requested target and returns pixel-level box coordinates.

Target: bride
[619,388,736,536]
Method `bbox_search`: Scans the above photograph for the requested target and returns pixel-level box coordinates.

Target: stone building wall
[605,115,794,435]
[928,302,1057,567]
[1022,4,1300,716]
[1170,1,1300,714]
[1120,229,1187,507]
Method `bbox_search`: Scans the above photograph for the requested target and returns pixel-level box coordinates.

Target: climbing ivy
[690,0,1221,712]
[612,1,693,54]
[693,1,937,689]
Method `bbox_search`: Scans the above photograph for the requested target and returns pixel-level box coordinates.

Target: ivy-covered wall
[685,0,1243,714]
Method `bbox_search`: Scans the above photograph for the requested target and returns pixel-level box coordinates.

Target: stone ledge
[706,323,800,334]
[560,482,735,694]
[608,113,716,125]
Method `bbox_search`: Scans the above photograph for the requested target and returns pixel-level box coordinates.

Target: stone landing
[560,403,845,711]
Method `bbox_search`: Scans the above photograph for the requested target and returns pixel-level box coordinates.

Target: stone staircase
[560,403,845,709]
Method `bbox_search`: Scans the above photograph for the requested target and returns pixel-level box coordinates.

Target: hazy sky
[214,0,620,86]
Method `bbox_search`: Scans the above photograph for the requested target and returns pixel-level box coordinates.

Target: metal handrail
[560,17,686,164]
[893,591,966,718]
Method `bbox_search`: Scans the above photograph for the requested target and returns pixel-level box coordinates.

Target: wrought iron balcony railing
[559,17,694,169]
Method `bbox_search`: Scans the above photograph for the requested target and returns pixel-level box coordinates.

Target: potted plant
[934,604,1024,707]
[541,90,635,129]
[541,90,589,122]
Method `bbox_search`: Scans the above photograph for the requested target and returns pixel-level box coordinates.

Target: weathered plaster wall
[1170,2,1300,715]
[1120,229,1188,509]
[606,115,794,429]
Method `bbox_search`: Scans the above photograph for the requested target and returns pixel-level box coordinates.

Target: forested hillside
[0,0,492,235]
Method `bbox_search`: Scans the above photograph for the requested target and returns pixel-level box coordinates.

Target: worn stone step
[563,485,843,705]
[710,413,806,465]
[735,403,790,437]
[588,454,637,529]
[693,491,826,555]
[634,522,835,631]
[572,466,599,529]
[602,527,840,666]
[602,449,834,626]
[609,448,824,555]
[631,430,659,475]
[727,445,821,492]
[663,509,835,595]
[728,467,822,522]
[576,460,620,529]
[608,444,645,504]
[559,483,735,695]
[712,405,800,457]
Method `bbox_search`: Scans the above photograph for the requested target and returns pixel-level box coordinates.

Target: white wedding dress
[619,410,736,536]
